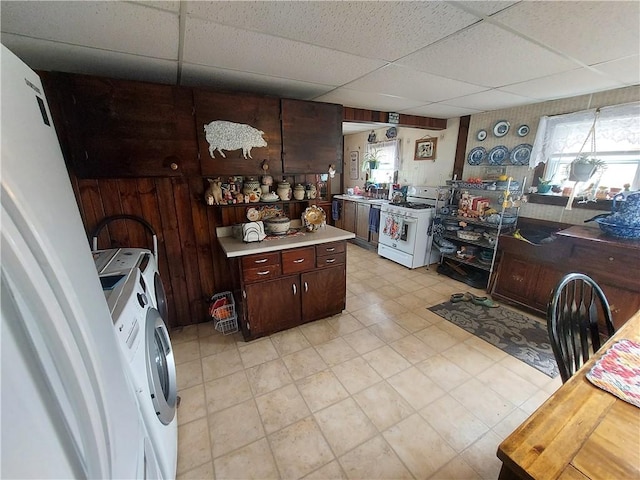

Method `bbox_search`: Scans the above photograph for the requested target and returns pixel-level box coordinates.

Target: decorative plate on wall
[476,129,487,141]
[488,145,510,165]
[385,127,397,139]
[467,146,487,165]
[510,144,532,165]
[493,120,510,137]
[517,125,530,137]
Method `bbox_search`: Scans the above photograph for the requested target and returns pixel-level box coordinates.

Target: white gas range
[378,186,442,269]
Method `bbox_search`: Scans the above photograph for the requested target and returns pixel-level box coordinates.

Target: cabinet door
[194,88,282,177]
[493,255,539,305]
[343,201,357,233]
[333,200,345,229]
[42,72,199,178]
[281,99,343,174]
[301,265,346,323]
[244,276,301,338]
[356,203,371,241]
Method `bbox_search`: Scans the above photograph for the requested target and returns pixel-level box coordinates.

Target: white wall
[342,118,460,191]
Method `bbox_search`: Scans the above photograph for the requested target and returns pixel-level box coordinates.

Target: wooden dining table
[497,309,640,479]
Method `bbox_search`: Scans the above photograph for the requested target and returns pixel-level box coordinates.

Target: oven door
[378,211,418,254]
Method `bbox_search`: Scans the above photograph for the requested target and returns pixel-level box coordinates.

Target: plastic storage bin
[209,291,238,335]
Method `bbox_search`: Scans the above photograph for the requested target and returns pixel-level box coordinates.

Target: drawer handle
[609,257,614,261]
[254,258,268,264]
[257,270,271,275]
[304,281,308,292]
[292,284,297,295]
[325,247,336,252]
[293,258,305,264]
[325,258,336,264]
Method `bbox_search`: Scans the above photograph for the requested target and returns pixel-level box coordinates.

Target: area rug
[428,300,559,378]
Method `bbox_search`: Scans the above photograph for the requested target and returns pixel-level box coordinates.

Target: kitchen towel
[331,199,341,221]
[368,207,380,233]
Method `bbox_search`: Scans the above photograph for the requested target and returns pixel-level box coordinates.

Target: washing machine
[91,214,169,326]
[107,267,178,480]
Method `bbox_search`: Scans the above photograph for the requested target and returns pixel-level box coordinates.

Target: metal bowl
[595,218,640,239]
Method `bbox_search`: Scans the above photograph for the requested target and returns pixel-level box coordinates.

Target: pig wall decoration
[203,120,267,159]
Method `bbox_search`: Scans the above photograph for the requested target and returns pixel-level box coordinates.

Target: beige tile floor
[170,243,561,480]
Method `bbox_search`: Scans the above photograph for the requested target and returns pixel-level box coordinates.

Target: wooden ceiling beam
[342,106,447,130]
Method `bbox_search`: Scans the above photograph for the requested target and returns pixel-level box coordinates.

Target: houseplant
[569,154,606,182]
[537,178,553,194]
[362,147,381,172]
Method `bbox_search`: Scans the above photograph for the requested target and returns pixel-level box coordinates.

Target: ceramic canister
[277,181,291,201]
[293,184,306,200]
[243,177,261,202]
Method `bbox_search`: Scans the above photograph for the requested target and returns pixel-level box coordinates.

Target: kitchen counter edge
[217,225,355,258]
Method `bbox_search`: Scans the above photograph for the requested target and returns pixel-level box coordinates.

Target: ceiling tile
[180,63,335,99]
[500,67,625,100]
[494,1,640,65]
[1,34,178,83]
[443,88,537,111]
[401,103,482,119]
[1,1,179,59]
[453,1,519,17]
[186,1,481,61]
[313,88,423,111]
[397,21,577,87]
[591,55,640,86]
[345,64,487,102]
[130,1,181,13]
[183,17,386,86]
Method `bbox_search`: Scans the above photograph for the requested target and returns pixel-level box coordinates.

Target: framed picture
[349,151,359,179]
[414,138,437,161]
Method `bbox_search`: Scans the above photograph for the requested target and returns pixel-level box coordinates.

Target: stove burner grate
[392,202,433,210]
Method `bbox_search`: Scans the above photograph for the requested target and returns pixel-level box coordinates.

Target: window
[364,139,399,185]
[530,102,640,197]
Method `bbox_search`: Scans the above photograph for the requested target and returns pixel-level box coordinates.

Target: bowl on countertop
[263,216,291,235]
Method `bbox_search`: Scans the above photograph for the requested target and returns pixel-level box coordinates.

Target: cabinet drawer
[571,245,640,284]
[316,241,345,256]
[242,252,280,270]
[243,264,282,283]
[282,247,315,274]
[317,252,346,268]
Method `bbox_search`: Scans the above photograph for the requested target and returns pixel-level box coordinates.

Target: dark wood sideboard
[492,225,640,329]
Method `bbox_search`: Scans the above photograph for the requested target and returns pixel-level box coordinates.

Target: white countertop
[333,195,388,206]
[217,224,355,258]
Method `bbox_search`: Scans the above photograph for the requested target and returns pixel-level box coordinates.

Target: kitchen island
[218,225,355,340]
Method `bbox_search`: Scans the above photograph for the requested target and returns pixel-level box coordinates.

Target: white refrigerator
[1,45,159,478]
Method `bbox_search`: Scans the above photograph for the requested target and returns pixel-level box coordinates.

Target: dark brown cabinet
[281,99,343,174]
[356,203,371,241]
[492,226,640,329]
[193,88,282,177]
[238,242,347,340]
[41,72,199,178]
[342,200,357,233]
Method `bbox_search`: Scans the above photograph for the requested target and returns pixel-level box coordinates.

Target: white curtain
[529,102,640,169]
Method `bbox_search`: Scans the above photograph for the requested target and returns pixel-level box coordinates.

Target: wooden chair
[547,273,615,383]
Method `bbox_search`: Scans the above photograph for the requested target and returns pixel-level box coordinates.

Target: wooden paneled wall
[71,175,228,329]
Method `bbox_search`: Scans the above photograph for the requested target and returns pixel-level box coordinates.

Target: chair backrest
[547,273,615,383]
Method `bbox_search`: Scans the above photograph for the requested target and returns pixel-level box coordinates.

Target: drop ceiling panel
[345,64,487,102]
[454,1,519,17]
[0,1,178,59]
[401,103,482,119]
[592,56,640,86]
[313,88,423,112]
[1,34,178,84]
[131,1,181,13]
[183,17,386,86]
[187,1,481,61]
[180,63,335,99]
[494,1,640,66]
[501,67,624,100]
[398,21,578,88]
[443,88,537,111]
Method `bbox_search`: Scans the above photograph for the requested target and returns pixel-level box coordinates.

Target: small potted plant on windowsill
[568,154,606,182]
[537,178,553,194]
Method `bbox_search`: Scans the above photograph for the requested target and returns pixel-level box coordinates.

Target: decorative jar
[277,181,291,201]
[306,184,317,199]
[293,184,306,200]
[242,177,261,202]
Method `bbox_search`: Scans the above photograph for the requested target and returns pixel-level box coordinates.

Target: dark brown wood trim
[453,115,470,180]
[342,107,447,130]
